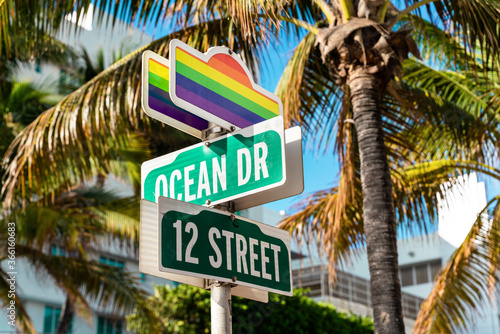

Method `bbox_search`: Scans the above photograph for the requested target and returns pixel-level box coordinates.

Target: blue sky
[249,39,340,215]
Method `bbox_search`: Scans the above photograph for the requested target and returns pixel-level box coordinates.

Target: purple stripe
[176,74,267,125]
[176,86,254,128]
[149,96,208,130]
[149,84,172,103]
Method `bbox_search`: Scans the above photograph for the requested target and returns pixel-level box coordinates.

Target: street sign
[141,51,209,138]
[141,116,287,208]
[168,39,283,131]
[139,42,302,328]
[233,125,304,211]
[139,199,269,302]
[158,197,293,295]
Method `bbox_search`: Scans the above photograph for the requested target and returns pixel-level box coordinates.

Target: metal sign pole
[204,123,233,334]
[211,281,232,333]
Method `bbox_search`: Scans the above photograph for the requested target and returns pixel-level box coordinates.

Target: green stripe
[149,72,169,92]
[176,62,276,120]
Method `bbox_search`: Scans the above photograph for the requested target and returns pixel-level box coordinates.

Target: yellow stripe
[149,60,169,79]
[176,49,279,115]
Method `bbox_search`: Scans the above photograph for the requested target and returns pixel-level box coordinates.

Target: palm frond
[0,268,36,333]
[413,196,500,333]
[279,131,363,279]
[2,16,272,209]
[278,0,328,34]
[1,188,141,253]
[403,58,492,116]
[403,0,500,69]
[275,32,317,127]
[313,0,336,25]
[443,0,500,67]
[92,200,141,248]
[280,157,500,286]
[406,14,465,70]
[278,185,365,280]
[3,80,60,129]
[383,78,500,166]
[393,160,500,236]
[276,31,343,145]
[0,1,85,63]
[16,246,154,320]
[0,0,283,61]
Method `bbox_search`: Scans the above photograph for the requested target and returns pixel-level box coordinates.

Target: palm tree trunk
[55,297,73,334]
[349,68,405,333]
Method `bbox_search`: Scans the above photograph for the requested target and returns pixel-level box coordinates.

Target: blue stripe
[148,84,208,130]
[176,74,267,125]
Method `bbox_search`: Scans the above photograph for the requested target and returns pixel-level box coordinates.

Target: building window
[400,259,442,287]
[97,317,122,334]
[140,272,146,283]
[59,69,68,91]
[429,261,442,279]
[43,306,73,333]
[415,264,428,284]
[58,69,80,94]
[100,256,125,268]
[51,245,77,258]
[400,267,413,287]
[51,245,66,256]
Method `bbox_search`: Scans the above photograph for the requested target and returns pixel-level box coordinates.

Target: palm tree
[281,24,500,332]
[1,1,500,333]
[0,187,156,333]
[0,25,164,333]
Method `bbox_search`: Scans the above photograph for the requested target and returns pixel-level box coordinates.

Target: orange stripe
[213,54,246,75]
[207,53,278,106]
[150,58,167,69]
[208,55,253,89]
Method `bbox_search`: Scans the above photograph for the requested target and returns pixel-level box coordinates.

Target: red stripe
[208,53,253,88]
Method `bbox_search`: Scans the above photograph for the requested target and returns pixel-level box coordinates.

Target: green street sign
[158,197,292,295]
[141,117,286,208]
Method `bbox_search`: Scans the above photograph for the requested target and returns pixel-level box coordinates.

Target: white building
[15,4,153,91]
[0,240,172,334]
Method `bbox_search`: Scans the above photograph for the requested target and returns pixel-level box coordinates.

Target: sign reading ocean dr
[141,117,286,207]
[158,197,292,295]
[168,39,283,132]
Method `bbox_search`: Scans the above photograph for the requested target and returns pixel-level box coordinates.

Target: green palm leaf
[16,247,154,320]
[393,161,500,235]
[413,197,500,333]
[276,30,345,147]
[0,0,282,61]
[0,268,36,333]
[1,17,272,209]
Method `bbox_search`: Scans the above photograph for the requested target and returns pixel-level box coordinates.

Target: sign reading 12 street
[158,197,292,295]
[141,116,286,207]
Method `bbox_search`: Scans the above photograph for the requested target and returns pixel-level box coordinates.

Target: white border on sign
[168,39,283,131]
[158,197,293,296]
[141,50,206,138]
[232,125,304,211]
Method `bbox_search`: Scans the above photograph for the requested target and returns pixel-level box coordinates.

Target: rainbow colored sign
[141,51,209,138]
[169,39,283,132]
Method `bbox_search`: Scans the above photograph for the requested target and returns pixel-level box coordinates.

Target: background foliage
[126,284,374,334]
